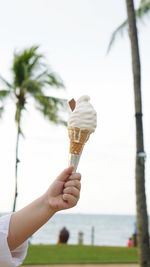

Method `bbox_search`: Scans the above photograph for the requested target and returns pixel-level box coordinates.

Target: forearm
[7,194,55,251]
[7,166,81,251]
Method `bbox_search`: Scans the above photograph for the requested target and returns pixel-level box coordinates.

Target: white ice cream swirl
[68,95,97,133]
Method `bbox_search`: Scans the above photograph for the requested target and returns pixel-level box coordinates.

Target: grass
[23,244,138,265]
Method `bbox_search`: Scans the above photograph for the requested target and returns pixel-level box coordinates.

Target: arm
[7,166,81,251]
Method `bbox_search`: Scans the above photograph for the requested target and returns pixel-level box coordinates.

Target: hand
[7,166,81,251]
[45,166,81,212]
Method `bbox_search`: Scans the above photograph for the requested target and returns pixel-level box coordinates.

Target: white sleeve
[0,214,29,267]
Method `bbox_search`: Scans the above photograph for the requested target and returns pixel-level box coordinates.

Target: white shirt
[0,214,28,267]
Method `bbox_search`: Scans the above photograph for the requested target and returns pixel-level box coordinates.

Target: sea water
[30,213,139,246]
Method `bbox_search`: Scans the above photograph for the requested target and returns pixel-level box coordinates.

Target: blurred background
[0,0,150,246]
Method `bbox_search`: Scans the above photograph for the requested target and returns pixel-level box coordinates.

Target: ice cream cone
[68,127,91,171]
[67,96,97,171]
[68,127,91,154]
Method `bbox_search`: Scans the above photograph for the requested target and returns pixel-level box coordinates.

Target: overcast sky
[0,0,150,215]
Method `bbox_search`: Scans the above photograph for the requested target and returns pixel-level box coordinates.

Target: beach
[30,213,136,246]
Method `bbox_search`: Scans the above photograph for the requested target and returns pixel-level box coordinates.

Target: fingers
[68,172,81,181]
[63,186,79,198]
[56,166,74,182]
[63,174,81,205]
[64,179,81,190]
[63,194,78,207]
[63,175,81,198]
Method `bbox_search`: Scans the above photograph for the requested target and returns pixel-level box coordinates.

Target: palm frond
[14,104,24,139]
[0,106,4,118]
[46,73,64,88]
[34,95,66,125]
[0,90,10,117]
[0,75,13,89]
[10,45,65,127]
[107,0,150,52]
[0,89,10,100]
[35,70,48,81]
[107,20,128,53]
[15,105,21,123]
[21,79,43,95]
[15,101,25,124]
[36,71,64,90]
[136,0,150,18]
[18,125,24,138]
[12,46,42,87]
[28,54,43,75]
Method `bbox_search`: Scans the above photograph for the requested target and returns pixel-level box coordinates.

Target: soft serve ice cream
[68,95,97,171]
[68,95,97,132]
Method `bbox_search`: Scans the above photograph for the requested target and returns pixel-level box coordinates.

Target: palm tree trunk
[12,121,21,212]
[125,0,150,266]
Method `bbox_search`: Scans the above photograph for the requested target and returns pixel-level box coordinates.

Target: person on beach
[58,227,70,244]
[127,237,133,248]
[0,166,81,267]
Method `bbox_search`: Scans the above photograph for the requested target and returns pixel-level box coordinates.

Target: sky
[0,0,150,215]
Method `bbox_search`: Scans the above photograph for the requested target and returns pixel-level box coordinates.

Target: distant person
[0,166,81,267]
[132,221,137,247]
[132,233,137,247]
[127,237,134,247]
[58,227,70,244]
[78,231,84,245]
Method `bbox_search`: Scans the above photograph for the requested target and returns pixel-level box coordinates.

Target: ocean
[30,213,141,246]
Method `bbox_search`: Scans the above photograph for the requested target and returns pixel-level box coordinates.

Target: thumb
[57,166,74,182]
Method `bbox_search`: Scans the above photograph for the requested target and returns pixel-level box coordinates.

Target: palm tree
[108,1,150,266]
[0,46,66,212]
[108,0,150,52]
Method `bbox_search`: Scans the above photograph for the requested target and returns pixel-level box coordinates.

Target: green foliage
[0,90,10,99]
[0,46,66,211]
[137,0,150,18]
[12,46,42,87]
[23,245,138,265]
[0,46,66,126]
[34,95,66,125]
[0,106,4,118]
[0,89,10,117]
[0,75,13,89]
[107,0,150,52]
[107,21,128,53]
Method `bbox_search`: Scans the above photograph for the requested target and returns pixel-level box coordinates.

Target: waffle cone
[68,127,91,155]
